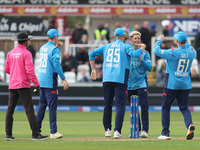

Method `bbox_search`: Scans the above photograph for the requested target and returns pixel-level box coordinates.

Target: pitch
[0,111,199,150]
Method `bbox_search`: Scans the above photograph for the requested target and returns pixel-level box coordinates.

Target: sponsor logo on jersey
[130,61,140,66]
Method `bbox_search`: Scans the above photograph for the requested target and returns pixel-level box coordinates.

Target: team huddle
[4,27,195,141]
[89,28,196,140]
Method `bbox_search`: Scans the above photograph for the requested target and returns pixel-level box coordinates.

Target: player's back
[102,39,131,84]
[38,41,56,88]
[165,46,196,90]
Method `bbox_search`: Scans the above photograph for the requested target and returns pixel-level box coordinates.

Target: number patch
[177,59,190,72]
[39,53,48,68]
[106,48,120,63]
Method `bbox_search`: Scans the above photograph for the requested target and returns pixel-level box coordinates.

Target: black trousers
[6,88,39,137]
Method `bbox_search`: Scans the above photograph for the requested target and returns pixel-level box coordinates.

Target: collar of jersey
[47,41,55,45]
[178,45,186,49]
[116,39,123,42]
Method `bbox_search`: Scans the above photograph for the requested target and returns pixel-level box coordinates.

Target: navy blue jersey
[154,40,196,90]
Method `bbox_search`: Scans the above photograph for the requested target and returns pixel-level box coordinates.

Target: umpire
[89,28,146,138]
[4,32,48,141]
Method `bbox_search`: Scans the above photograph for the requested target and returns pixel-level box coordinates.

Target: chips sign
[169,19,200,37]
[0,17,44,36]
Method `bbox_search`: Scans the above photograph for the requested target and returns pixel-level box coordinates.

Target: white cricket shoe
[113,130,122,139]
[105,129,112,137]
[158,135,171,140]
[186,124,195,140]
[50,132,63,139]
[139,131,148,138]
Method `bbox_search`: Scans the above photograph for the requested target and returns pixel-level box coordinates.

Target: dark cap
[13,32,33,41]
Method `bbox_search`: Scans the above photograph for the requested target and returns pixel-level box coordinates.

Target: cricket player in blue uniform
[89,28,146,138]
[154,32,196,140]
[37,29,69,139]
[127,31,152,138]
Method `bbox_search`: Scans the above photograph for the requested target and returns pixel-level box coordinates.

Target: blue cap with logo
[114,28,126,37]
[174,31,187,42]
[47,29,62,38]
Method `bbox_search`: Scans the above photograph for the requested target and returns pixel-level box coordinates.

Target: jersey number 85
[106,48,120,63]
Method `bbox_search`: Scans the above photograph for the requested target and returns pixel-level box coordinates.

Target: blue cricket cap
[47,29,62,38]
[114,28,126,37]
[174,31,187,43]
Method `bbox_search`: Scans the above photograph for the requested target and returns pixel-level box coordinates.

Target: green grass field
[0,111,200,150]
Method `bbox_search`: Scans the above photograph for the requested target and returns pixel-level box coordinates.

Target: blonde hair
[129,31,141,38]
